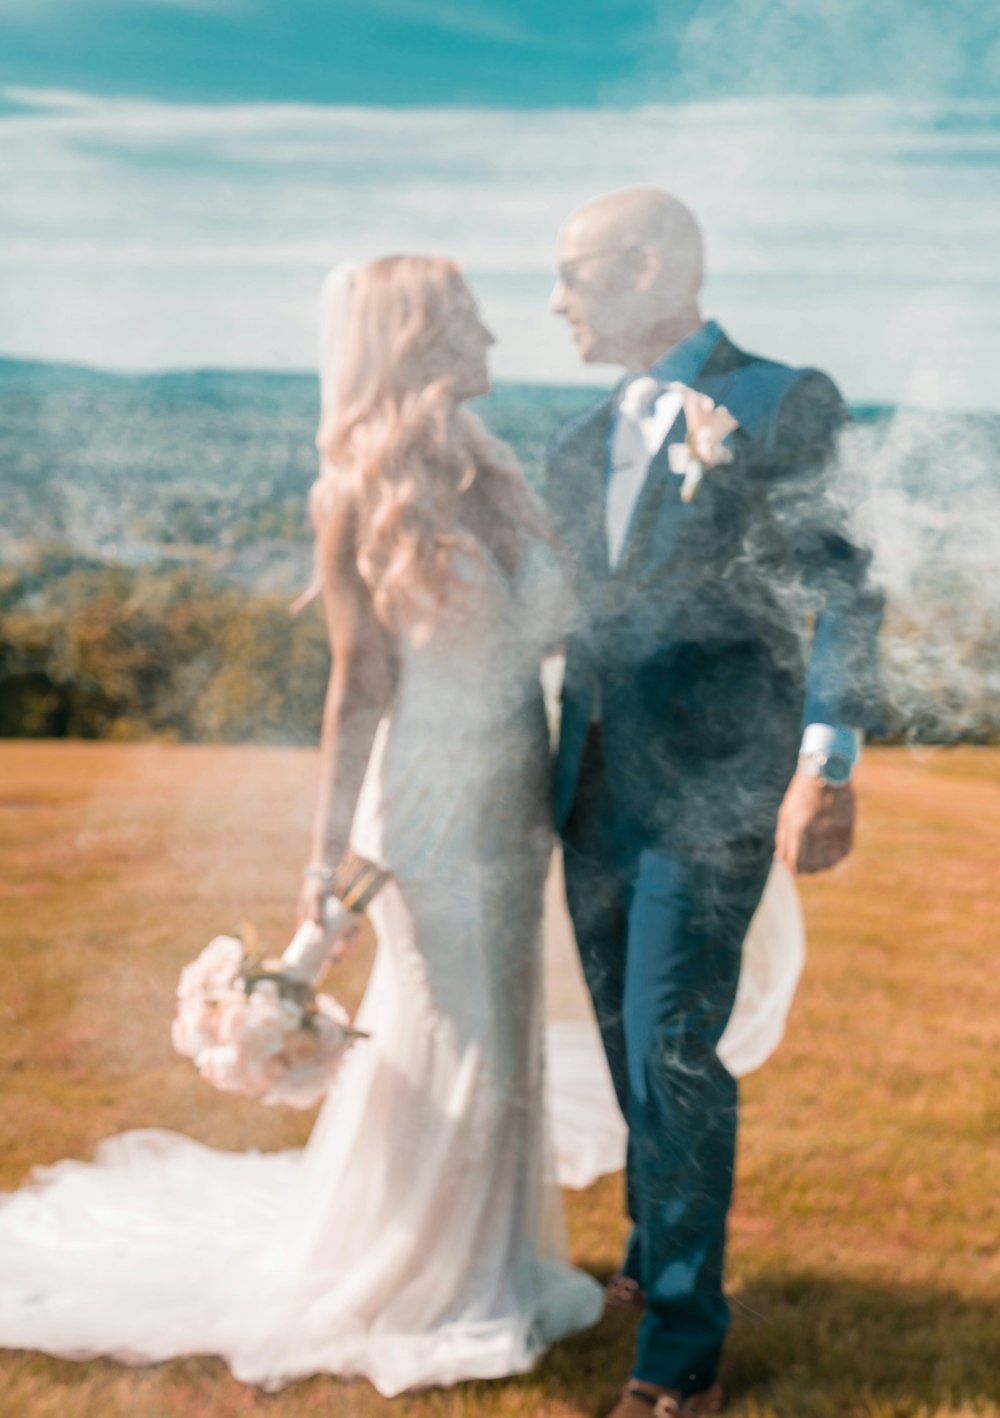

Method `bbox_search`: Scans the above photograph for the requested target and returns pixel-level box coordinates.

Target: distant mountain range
[0,355,904,421]
[0,354,604,403]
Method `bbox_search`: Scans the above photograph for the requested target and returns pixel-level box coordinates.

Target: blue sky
[1,0,995,107]
[1,2,998,405]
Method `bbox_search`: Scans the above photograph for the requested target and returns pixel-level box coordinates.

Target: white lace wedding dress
[0,541,804,1395]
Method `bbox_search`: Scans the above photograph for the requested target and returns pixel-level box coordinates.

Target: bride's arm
[300,481,395,923]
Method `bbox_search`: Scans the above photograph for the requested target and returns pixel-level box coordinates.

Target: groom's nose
[549,278,569,316]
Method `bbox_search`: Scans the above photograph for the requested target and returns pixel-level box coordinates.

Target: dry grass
[0,741,997,1418]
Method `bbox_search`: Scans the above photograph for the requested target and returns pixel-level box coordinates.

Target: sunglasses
[556,244,645,288]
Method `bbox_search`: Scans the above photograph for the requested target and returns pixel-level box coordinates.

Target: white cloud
[629,0,998,103]
[1,87,998,405]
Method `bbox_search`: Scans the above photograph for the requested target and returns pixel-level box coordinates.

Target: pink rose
[199,1044,254,1095]
[172,994,223,1058]
[176,936,244,1002]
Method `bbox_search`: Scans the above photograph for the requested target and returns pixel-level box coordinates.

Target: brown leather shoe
[605,1378,724,1417]
[603,1273,646,1312]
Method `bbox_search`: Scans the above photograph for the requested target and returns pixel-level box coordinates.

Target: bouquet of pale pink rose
[172,854,389,1109]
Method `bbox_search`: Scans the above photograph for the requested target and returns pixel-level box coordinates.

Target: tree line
[0,554,328,744]
[1,549,997,746]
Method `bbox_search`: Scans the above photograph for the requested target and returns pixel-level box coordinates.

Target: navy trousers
[562,731,773,1393]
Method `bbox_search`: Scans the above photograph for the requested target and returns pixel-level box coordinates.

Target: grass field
[0,741,997,1418]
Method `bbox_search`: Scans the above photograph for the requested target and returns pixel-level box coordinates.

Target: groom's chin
[571,328,602,363]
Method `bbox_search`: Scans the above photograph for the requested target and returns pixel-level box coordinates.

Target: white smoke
[838,411,1000,741]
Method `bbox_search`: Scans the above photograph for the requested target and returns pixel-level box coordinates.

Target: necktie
[619,374,664,426]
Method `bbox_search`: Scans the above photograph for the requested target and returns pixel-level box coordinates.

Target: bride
[0,255,607,1395]
[0,254,803,1398]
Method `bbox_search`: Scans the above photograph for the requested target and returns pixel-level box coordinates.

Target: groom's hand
[775,771,855,875]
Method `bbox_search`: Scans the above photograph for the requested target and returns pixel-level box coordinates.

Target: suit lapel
[555,393,616,578]
[611,329,744,579]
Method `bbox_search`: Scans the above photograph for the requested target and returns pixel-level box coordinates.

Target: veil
[290,260,359,615]
[318,259,359,437]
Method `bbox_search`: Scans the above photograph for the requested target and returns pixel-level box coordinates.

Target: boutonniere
[666,385,740,502]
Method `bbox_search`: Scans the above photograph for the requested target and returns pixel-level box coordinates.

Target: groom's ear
[632,245,663,292]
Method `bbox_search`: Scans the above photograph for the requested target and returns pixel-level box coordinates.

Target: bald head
[551,187,705,369]
[564,188,704,281]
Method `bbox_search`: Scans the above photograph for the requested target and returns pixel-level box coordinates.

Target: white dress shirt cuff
[799,723,863,773]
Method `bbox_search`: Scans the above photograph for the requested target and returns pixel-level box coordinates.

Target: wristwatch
[798,749,853,787]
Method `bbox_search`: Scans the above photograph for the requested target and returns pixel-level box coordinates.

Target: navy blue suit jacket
[545,328,884,854]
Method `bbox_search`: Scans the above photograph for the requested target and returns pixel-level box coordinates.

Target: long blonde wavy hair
[308,255,548,644]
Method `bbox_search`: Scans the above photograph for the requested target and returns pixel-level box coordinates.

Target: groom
[545,187,883,1417]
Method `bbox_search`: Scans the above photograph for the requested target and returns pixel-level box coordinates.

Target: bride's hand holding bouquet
[172,851,389,1109]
